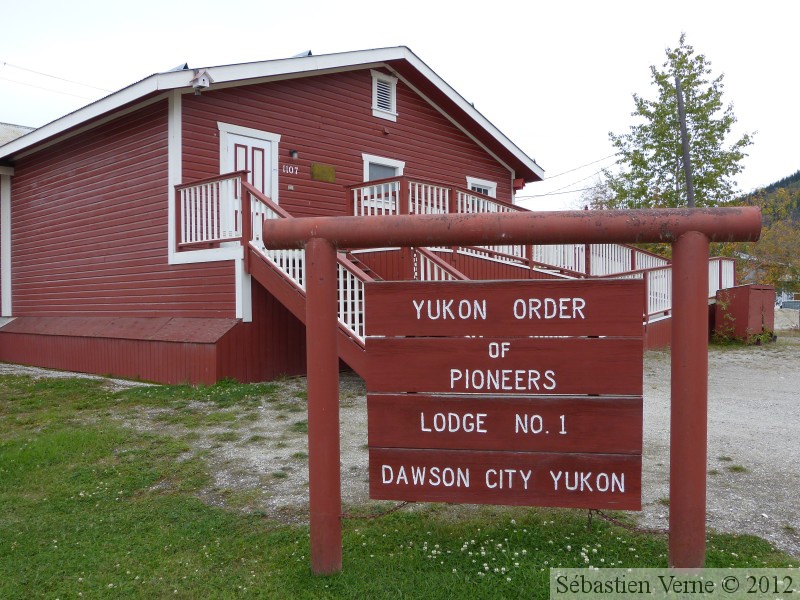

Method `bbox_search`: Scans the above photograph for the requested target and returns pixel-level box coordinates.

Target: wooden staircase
[173,171,739,370]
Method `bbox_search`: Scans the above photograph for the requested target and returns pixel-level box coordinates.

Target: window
[466,176,497,198]
[371,69,398,122]
[363,153,405,182]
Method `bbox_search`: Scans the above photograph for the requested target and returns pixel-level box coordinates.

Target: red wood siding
[351,249,405,280]
[0,282,307,384]
[0,329,220,384]
[11,100,236,318]
[182,69,513,219]
[447,252,558,281]
[215,280,307,382]
[644,317,671,349]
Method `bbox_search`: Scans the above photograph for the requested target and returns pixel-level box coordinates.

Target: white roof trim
[0,47,542,178]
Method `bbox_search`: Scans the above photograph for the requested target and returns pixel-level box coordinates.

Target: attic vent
[371,69,397,122]
[375,79,392,112]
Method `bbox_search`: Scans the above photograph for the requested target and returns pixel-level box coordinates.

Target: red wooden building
[0,47,734,384]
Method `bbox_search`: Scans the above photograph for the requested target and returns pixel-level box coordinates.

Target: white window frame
[362,153,405,181]
[466,176,497,198]
[371,69,398,122]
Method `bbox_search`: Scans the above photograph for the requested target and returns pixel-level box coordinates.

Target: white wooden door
[226,132,274,198]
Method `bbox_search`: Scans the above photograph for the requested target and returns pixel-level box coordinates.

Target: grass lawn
[0,375,794,599]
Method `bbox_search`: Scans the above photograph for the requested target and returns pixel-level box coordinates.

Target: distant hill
[734,170,800,223]
[760,169,800,194]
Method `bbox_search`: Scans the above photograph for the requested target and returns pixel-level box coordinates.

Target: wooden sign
[365,279,644,337]
[370,448,641,510]
[365,278,645,511]
[367,337,643,395]
[367,395,642,454]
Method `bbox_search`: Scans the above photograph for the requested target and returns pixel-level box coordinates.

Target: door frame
[218,122,281,203]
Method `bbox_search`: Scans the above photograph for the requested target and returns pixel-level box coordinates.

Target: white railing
[267,248,307,290]
[590,244,631,276]
[241,179,373,344]
[350,177,523,218]
[176,172,244,247]
[647,268,672,316]
[177,174,738,343]
[456,189,516,214]
[337,261,366,340]
[409,181,449,214]
[635,249,669,270]
[478,244,527,260]
[175,172,370,343]
[352,179,400,216]
[533,244,586,274]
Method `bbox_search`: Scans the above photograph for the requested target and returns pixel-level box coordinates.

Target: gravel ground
[2,309,798,557]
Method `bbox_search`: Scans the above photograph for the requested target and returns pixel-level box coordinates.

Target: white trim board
[1,174,12,316]
[0,47,542,181]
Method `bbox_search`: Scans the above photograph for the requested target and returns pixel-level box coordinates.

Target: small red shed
[715,284,775,342]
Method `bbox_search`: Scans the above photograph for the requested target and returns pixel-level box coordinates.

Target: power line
[517,186,595,198]
[0,60,111,92]
[0,76,97,100]
[545,153,619,179]
[523,167,608,199]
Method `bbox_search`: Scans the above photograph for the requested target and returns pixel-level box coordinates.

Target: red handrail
[175,170,250,191]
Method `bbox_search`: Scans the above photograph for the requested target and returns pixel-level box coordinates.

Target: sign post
[261,207,762,574]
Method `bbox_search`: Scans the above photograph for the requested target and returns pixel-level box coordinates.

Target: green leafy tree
[606,34,753,208]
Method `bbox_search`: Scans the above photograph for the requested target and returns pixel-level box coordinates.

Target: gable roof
[0,47,544,181]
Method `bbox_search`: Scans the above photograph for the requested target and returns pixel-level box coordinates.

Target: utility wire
[0,60,111,92]
[545,153,619,180]
[519,166,609,199]
[517,186,595,198]
[0,76,97,100]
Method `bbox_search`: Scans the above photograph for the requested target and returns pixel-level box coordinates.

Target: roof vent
[291,50,313,58]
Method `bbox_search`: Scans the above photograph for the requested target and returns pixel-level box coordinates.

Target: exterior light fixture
[289,149,299,159]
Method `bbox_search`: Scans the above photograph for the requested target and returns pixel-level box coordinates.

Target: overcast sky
[1,0,797,210]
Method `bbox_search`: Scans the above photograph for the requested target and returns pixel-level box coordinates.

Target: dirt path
[639,336,800,557]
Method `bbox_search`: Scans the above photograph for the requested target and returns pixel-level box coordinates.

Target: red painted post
[398,178,414,279]
[669,230,710,568]
[305,237,342,574]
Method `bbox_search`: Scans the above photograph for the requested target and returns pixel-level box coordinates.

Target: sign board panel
[367,337,643,395]
[367,394,642,454]
[365,278,645,511]
[370,448,641,510]
[365,279,645,337]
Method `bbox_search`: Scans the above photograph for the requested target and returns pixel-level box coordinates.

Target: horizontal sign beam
[261,207,762,249]
[365,279,645,337]
[370,448,641,510]
[368,394,642,454]
[366,337,643,395]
